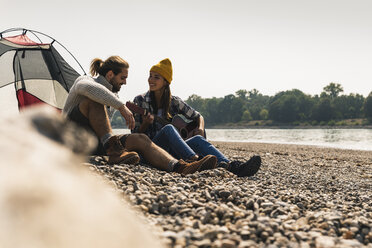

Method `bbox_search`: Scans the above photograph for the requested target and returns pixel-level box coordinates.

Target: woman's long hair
[150,81,172,121]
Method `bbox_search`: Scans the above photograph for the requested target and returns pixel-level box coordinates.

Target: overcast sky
[1,0,372,103]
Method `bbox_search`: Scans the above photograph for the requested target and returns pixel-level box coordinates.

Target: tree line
[185,83,372,127]
[111,83,372,127]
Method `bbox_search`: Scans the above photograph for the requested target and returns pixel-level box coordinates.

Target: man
[63,56,217,174]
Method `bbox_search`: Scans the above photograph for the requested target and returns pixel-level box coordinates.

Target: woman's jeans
[152,124,229,163]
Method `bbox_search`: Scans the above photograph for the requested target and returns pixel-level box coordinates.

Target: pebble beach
[86,142,372,248]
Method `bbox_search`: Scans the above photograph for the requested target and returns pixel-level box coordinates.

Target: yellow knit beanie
[150,58,173,84]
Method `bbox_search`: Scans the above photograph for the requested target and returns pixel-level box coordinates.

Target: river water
[114,128,372,151]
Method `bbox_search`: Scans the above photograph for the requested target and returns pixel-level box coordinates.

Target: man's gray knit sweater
[63,75,124,119]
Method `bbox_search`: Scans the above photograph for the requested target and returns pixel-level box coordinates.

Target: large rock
[0,106,163,248]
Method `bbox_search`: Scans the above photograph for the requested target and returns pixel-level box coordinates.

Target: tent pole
[28,29,86,75]
[1,28,86,75]
[48,46,70,91]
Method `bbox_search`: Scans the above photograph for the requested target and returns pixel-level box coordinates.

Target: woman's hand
[119,104,135,130]
[193,128,205,137]
[138,113,154,133]
[143,113,154,125]
[193,115,205,137]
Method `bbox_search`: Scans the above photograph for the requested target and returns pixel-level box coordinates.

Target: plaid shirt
[132,91,200,139]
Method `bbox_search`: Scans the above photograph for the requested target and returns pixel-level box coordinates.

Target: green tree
[248,89,260,99]
[270,95,298,122]
[259,109,269,120]
[241,110,252,121]
[311,97,334,121]
[219,94,244,123]
[323,82,344,98]
[333,93,364,119]
[269,89,313,122]
[235,89,248,100]
[204,97,222,125]
[364,92,372,119]
[247,105,261,120]
[184,85,367,126]
[246,89,270,120]
[186,94,205,115]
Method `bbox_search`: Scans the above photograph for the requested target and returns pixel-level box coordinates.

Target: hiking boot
[104,135,140,165]
[197,155,218,171]
[220,155,261,177]
[174,155,217,175]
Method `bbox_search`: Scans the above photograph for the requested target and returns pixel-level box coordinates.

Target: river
[113,128,372,151]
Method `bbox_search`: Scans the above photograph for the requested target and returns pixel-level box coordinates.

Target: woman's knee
[189,135,211,149]
[194,135,205,140]
[162,124,178,134]
[189,135,205,143]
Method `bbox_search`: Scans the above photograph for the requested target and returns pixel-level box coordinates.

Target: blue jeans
[152,124,229,163]
[186,135,229,163]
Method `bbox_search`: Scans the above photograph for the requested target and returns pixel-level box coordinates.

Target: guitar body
[171,114,199,140]
[126,101,205,140]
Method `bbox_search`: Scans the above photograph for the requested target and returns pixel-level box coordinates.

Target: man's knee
[125,133,152,150]
[79,98,105,118]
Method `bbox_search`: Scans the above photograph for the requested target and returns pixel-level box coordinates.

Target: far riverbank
[209,124,372,129]
[208,118,372,129]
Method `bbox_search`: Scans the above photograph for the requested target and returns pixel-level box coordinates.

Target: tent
[0,28,85,114]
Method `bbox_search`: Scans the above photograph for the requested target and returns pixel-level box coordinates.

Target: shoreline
[112,128,372,151]
[207,125,372,130]
[87,141,372,247]
[209,140,372,152]
[113,125,372,130]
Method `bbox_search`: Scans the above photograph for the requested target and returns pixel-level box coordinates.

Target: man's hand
[119,104,135,130]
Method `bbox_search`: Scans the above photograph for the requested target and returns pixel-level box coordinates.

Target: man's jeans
[152,124,229,162]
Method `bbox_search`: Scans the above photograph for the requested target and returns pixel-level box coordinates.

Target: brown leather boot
[174,155,217,175]
[104,135,140,165]
[197,155,218,171]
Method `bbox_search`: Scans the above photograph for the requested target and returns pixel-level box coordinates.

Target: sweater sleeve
[74,78,124,109]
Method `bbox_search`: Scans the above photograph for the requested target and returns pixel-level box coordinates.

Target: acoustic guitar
[125,101,201,140]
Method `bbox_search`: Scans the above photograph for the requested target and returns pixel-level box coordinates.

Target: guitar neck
[126,101,171,126]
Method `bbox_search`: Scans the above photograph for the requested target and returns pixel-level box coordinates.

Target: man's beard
[110,79,120,93]
[112,86,119,93]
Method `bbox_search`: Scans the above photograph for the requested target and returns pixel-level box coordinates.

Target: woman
[132,58,261,177]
